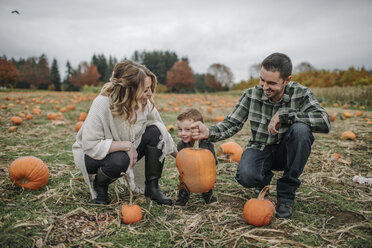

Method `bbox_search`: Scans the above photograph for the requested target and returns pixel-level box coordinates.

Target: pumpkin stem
[257,185,270,200]
[192,140,200,150]
[122,173,133,205]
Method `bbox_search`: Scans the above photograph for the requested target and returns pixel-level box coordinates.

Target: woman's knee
[102,151,130,178]
[142,125,161,146]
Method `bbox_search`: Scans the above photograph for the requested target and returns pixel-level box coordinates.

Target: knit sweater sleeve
[81,96,113,160]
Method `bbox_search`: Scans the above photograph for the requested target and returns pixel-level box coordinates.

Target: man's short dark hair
[261,53,292,80]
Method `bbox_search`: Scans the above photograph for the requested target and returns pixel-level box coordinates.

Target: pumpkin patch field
[0,90,371,247]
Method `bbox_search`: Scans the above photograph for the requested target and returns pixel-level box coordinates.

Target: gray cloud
[1,0,372,82]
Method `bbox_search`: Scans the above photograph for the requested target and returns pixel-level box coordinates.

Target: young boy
[174,108,218,206]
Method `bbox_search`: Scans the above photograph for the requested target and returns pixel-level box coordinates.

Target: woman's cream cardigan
[72,95,174,199]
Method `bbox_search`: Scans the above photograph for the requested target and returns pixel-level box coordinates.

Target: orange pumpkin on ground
[78,112,87,122]
[218,141,243,163]
[166,125,176,132]
[213,116,225,122]
[341,131,356,140]
[330,113,337,122]
[11,116,22,125]
[343,111,353,118]
[75,121,84,132]
[121,174,142,224]
[176,140,216,193]
[243,186,275,226]
[46,112,58,120]
[9,156,50,190]
[355,111,363,117]
[8,126,17,132]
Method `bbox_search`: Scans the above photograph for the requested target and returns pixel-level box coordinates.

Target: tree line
[0,52,371,92]
[0,51,235,93]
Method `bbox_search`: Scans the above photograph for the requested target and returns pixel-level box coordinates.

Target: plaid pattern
[208,82,331,151]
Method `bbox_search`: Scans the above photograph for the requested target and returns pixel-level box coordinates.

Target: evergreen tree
[62,60,78,91]
[37,54,51,89]
[50,58,61,91]
[91,54,107,82]
[131,50,179,85]
[104,55,118,82]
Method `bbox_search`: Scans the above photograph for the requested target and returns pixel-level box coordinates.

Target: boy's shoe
[175,189,189,206]
[202,189,217,204]
[275,201,293,218]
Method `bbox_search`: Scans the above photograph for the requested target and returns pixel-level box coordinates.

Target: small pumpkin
[166,124,176,132]
[8,126,17,132]
[9,156,50,190]
[343,111,353,118]
[78,112,87,122]
[218,141,243,163]
[213,116,225,122]
[341,131,356,140]
[355,111,363,117]
[176,140,216,193]
[11,116,22,125]
[46,112,58,120]
[243,186,275,226]
[329,113,337,122]
[121,174,142,224]
[75,121,84,132]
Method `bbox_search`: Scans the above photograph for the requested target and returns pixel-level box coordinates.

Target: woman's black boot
[144,145,173,205]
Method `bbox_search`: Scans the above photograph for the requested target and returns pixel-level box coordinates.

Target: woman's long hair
[100,60,157,125]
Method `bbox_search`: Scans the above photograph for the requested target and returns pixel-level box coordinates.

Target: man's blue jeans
[235,122,314,203]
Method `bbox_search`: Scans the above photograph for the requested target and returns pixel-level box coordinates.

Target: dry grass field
[0,90,371,247]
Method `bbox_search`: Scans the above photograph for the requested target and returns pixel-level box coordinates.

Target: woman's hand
[109,141,138,168]
[127,144,138,168]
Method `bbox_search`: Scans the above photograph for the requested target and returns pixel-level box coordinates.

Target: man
[191,53,330,218]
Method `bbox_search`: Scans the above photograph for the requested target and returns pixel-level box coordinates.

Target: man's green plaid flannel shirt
[208,82,331,151]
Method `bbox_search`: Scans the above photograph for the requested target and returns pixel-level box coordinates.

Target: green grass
[0,90,371,247]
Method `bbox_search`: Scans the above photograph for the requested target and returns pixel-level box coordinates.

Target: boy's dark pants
[235,122,314,204]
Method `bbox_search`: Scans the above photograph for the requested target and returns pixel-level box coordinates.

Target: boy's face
[177,119,194,144]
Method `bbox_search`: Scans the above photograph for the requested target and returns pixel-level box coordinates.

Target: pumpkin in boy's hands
[243,186,275,226]
[218,141,243,163]
[176,140,216,193]
[9,156,50,190]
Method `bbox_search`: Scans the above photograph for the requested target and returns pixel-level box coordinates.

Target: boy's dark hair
[177,108,204,123]
[261,52,292,80]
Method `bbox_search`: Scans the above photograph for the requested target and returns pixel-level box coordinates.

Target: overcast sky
[1,0,372,82]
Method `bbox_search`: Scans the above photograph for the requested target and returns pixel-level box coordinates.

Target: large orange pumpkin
[176,140,216,193]
[9,156,50,190]
[121,174,142,224]
[243,186,275,226]
[218,141,243,163]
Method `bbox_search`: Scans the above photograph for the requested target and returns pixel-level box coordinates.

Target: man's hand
[268,112,280,135]
[190,121,210,140]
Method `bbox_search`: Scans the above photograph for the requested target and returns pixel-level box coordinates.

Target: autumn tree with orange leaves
[69,62,101,88]
[0,59,20,88]
[166,61,195,92]
[205,63,234,91]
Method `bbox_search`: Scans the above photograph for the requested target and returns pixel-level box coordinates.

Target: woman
[72,60,174,205]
